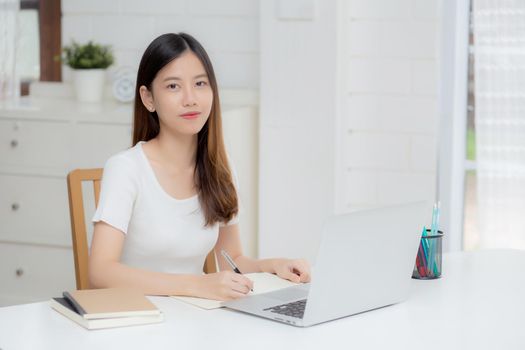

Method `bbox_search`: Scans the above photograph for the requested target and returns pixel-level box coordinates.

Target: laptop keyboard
[263,299,307,319]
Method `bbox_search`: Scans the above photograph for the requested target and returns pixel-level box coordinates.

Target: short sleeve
[219,160,241,228]
[92,155,138,234]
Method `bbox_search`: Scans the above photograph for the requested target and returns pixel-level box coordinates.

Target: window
[19,0,61,96]
[463,2,478,250]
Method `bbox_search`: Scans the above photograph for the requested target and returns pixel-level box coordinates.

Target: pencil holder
[412,229,443,280]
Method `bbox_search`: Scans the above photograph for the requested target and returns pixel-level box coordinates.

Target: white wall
[338,0,441,214]
[61,0,259,89]
[259,0,441,263]
[259,0,338,262]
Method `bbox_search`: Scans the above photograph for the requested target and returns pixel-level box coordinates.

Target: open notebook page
[171,272,299,310]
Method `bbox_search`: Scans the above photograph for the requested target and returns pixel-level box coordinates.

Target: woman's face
[141,50,213,137]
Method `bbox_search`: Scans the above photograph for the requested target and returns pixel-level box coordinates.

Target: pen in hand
[220,250,253,292]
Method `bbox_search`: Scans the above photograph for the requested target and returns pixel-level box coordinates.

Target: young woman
[89,33,311,301]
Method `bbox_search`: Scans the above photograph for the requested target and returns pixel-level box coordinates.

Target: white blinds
[473,0,525,249]
[0,0,20,101]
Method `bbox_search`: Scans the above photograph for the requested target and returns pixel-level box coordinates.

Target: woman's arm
[214,224,311,283]
[89,221,253,300]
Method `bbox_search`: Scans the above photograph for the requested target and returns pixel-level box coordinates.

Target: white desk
[1,250,524,350]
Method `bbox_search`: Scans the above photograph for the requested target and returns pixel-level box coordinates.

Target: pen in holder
[412,229,444,279]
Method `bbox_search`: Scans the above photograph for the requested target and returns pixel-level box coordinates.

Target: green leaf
[62,40,115,69]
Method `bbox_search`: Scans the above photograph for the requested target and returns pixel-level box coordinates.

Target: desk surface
[1,250,524,350]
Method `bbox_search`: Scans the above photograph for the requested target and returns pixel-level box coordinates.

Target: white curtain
[473,0,525,249]
[0,0,20,101]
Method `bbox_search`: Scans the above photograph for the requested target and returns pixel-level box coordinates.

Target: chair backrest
[66,168,217,290]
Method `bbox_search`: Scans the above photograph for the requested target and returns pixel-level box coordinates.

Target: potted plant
[63,41,114,103]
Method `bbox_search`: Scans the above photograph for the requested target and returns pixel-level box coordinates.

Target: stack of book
[50,287,164,330]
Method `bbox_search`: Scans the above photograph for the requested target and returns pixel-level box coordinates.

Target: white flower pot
[73,69,106,103]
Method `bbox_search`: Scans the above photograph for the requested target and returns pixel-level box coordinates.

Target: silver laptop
[222,201,428,327]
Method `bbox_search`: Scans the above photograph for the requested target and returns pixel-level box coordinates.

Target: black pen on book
[220,249,253,292]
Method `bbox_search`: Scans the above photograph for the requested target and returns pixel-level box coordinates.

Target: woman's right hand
[194,271,254,301]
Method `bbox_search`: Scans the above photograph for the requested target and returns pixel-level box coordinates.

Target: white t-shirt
[91,141,239,275]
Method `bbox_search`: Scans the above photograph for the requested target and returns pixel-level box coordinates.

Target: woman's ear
[139,85,155,112]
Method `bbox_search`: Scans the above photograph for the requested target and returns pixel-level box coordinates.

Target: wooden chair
[67,168,217,290]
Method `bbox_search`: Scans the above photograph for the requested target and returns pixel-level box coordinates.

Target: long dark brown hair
[132,33,238,227]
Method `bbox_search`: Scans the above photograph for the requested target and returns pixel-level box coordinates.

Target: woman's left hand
[273,258,311,283]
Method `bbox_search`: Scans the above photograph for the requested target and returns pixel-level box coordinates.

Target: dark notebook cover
[53,297,81,315]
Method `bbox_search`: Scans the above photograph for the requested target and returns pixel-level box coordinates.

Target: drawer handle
[15,268,24,277]
[10,139,18,148]
[11,203,20,211]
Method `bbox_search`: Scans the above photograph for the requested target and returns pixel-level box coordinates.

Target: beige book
[50,287,164,330]
[63,287,161,319]
[172,272,299,310]
[50,297,164,330]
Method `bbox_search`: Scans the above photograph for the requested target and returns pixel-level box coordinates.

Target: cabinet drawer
[71,123,132,169]
[0,174,71,246]
[0,119,72,169]
[0,242,76,306]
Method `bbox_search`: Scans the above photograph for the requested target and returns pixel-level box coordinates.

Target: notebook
[172,272,299,309]
[50,287,164,330]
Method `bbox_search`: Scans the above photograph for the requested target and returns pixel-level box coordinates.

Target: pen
[430,203,437,236]
[433,202,441,276]
[434,201,441,234]
[220,250,242,274]
[220,250,253,291]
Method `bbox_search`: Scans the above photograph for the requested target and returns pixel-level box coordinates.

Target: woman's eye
[196,81,208,87]
[167,83,178,89]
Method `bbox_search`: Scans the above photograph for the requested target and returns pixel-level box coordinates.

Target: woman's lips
[180,112,201,119]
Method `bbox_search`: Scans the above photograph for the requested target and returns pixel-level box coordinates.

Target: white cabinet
[0,97,134,306]
[71,123,133,168]
[0,243,75,305]
[0,174,71,245]
[0,119,73,169]
[0,89,259,306]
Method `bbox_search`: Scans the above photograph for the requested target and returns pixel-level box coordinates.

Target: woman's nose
[182,86,197,106]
